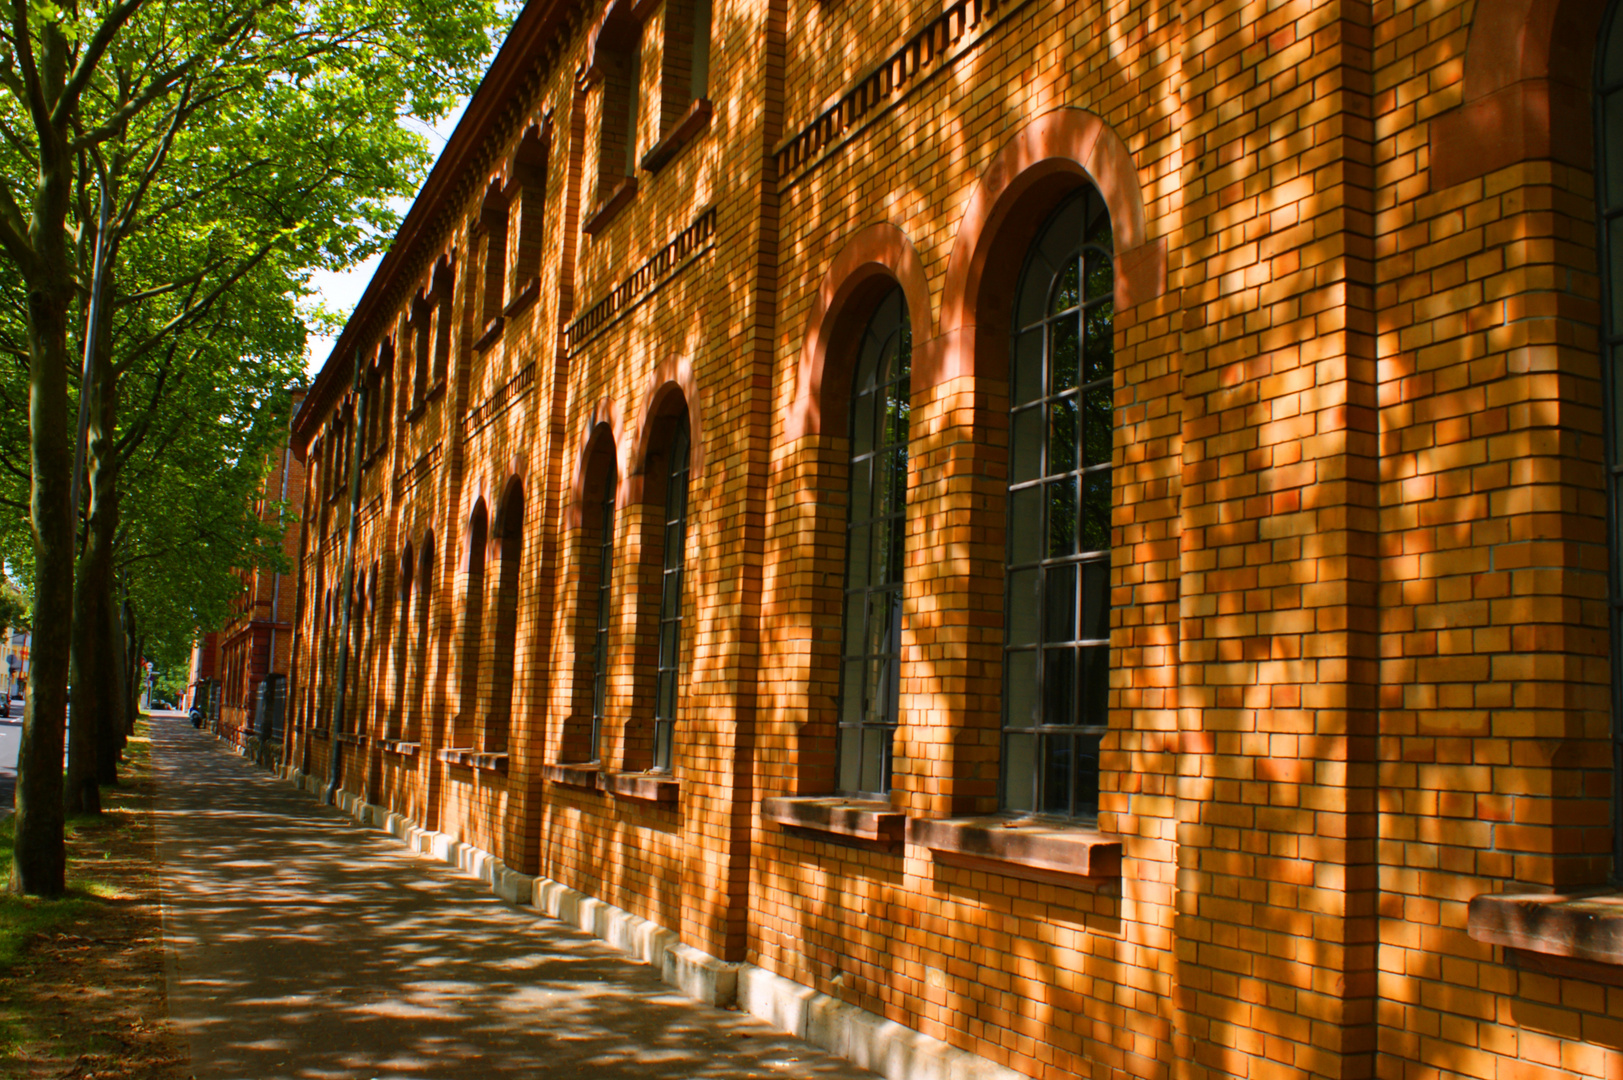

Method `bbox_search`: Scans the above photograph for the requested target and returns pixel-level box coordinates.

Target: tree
[0,0,500,893]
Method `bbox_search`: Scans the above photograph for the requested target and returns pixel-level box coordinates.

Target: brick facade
[285,1,1623,1079]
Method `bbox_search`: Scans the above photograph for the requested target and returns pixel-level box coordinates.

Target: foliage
[0,578,28,634]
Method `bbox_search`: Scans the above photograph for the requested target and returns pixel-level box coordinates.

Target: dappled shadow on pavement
[150,717,874,1080]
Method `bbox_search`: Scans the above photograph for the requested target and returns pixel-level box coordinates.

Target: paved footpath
[151,715,878,1080]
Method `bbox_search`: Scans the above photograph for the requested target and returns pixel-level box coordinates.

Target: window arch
[1001,186,1114,819]
[458,504,488,750]
[653,415,690,773]
[487,483,524,754]
[836,285,910,797]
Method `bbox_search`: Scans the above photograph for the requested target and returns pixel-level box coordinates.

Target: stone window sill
[335,732,368,747]
[379,739,420,759]
[543,762,601,791]
[308,727,331,741]
[504,277,540,318]
[640,97,712,175]
[762,795,903,847]
[907,816,1122,886]
[437,747,509,774]
[601,770,678,805]
[474,316,505,353]
[406,379,446,422]
[583,176,638,237]
[1468,890,1623,967]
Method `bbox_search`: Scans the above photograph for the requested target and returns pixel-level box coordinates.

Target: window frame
[651,415,690,774]
[999,187,1116,822]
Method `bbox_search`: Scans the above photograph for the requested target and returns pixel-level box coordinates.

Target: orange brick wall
[280,0,1623,1079]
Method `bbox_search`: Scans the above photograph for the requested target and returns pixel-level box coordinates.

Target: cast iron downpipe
[325,360,368,805]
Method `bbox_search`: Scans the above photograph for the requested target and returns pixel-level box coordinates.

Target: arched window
[391,543,413,740]
[589,458,617,763]
[412,533,435,743]
[1001,187,1114,819]
[652,416,690,772]
[487,484,524,754]
[1596,1,1623,873]
[836,286,910,797]
[459,504,488,749]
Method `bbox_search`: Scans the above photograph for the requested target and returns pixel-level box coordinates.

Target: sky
[302,100,470,378]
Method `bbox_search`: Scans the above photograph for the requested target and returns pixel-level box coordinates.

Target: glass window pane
[871,520,895,585]
[1048,476,1078,558]
[1081,561,1110,642]
[842,599,864,657]
[1084,302,1114,384]
[842,661,865,723]
[1049,397,1078,472]
[658,671,675,719]
[1012,406,1043,483]
[1005,651,1037,727]
[838,726,861,791]
[1041,197,1085,269]
[660,619,678,664]
[1009,488,1042,566]
[866,591,893,658]
[1081,645,1109,726]
[1016,254,1054,328]
[1044,648,1076,727]
[1042,733,1073,815]
[1003,732,1036,811]
[1014,330,1044,405]
[1052,315,1080,392]
[850,458,873,524]
[886,384,909,447]
[847,524,871,583]
[1084,249,1113,302]
[1050,261,1080,315]
[1075,732,1102,817]
[1083,384,1112,467]
[1085,196,1113,251]
[861,727,885,793]
[1045,564,1077,643]
[1081,471,1110,552]
[852,391,876,456]
[662,567,680,612]
[1007,569,1039,646]
[1609,96,1623,203]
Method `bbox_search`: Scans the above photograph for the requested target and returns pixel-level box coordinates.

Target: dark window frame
[589,464,617,763]
[652,416,690,773]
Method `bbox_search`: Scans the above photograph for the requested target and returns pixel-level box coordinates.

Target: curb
[267,755,1023,1080]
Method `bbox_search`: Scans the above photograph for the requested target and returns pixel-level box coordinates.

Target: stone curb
[266,755,1021,1080]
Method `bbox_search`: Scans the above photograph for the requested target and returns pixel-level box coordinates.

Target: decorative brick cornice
[565,207,716,352]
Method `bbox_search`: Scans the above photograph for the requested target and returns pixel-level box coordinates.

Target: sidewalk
[150,716,878,1080]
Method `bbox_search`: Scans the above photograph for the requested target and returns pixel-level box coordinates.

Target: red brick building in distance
[283,1,1623,1078]
[196,391,306,742]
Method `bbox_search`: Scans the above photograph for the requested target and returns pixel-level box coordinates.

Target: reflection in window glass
[652,418,690,772]
[1596,2,1623,876]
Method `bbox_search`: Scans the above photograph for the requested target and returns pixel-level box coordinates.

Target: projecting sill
[762,796,903,849]
[504,277,540,318]
[437,748,509,775]
[543,762,601,791]
[907,816,1122,887]
[473,317,505,353]
[640,97,712,174]
[335,732,368,747]
[1469,890,1623,971]
[379,739,420,759]
[582,176,638,237]
[601,771,678,805]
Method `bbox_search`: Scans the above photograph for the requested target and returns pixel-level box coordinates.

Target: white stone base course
[259,750,1020,1080]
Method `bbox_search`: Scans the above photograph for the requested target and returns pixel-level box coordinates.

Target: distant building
[190,390,306,748]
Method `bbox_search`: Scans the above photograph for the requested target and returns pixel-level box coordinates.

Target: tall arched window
[652,416,690,773]
[391,543,413,740]
[589,460,617,762]
[487,484,524,754]
[837,286,910,797]
[1596,0,1623,874]
[411,533,435,743]
[459,503,488,749]
[1001,187,1114,819]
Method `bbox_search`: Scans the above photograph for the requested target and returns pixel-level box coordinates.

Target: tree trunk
[66,266,120,810]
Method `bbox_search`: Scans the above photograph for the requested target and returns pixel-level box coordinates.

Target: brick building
[285,1,1623,1079]
[195,392,307,741]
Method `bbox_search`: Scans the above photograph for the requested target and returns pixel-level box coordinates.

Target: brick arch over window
[1431,0,1609,189]
[629,358,702,499]
[929,108,1165,391]
[787,222,931,442]
[568,396,626,527]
